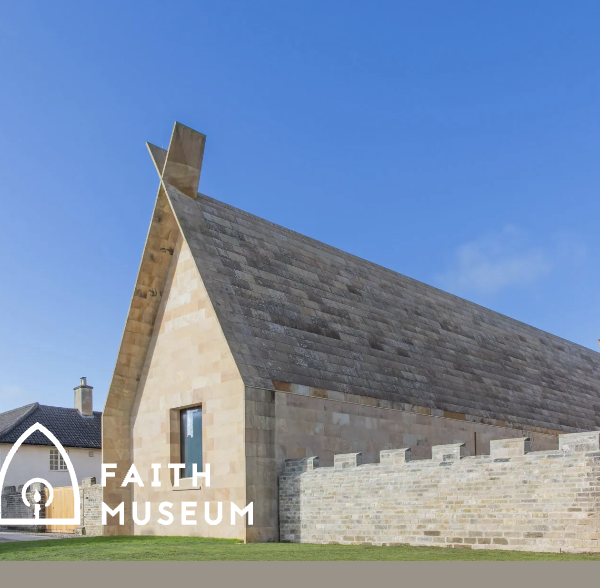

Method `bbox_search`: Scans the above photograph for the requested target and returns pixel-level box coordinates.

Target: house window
[49,448,68,471]
[180,406,202,478]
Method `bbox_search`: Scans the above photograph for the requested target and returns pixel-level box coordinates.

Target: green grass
[0,536,600,560]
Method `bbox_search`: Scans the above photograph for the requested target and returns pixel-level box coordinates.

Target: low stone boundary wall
[279,431,600,553]
[1,482,47,532]
[78,477,102,536]
[0,477,103,535]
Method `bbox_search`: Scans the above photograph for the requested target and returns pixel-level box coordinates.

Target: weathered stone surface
[272,389,558,467]
[334,453,362,469]
[168,186,600,434]
[78,481,103,536]
[0,484,47,532]
[280,434,600,553]
[379,448,411,466]
[128,237,246,541]
[559,431,600,453]
[490,437,531,459]
[432,443,467,462]
[104,123,600,544]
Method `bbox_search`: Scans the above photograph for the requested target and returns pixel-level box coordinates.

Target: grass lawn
[0,536,599,561]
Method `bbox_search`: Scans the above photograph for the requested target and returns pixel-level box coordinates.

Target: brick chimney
[74,377,93,416]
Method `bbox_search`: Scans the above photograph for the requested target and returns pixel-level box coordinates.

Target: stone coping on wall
[279,432,600,552]
[270,381,563,437]
[282,431,600,475]
[0,482,48,532]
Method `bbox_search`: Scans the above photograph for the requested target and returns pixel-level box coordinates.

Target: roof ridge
[0,402,37,417]
[37,404,103,415]
[0,402,39,438]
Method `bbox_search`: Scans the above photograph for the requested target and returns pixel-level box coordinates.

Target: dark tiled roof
[0,403,38,437]
[167,186,600,433]
[0,404,101,448]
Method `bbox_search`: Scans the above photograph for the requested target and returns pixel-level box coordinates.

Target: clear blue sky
[0,1,598,414]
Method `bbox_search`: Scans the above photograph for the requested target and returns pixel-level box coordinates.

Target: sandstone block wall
[128,237,247,540]
[245,387,278,542]
[78,477,103,536]
[273,387,559,467]
[279,432,600,553]
[249,385,560,541]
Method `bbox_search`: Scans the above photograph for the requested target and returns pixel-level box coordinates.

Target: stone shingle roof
[0,404,101,448]
[167,185,600,433]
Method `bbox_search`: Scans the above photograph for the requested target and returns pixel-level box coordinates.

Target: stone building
[103,122,600,542]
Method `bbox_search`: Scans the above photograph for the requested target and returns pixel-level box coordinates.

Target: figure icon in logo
[0,423,80,526]
[20,478,54,519]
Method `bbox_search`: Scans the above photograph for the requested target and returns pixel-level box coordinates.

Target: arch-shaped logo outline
[0,423,81,526]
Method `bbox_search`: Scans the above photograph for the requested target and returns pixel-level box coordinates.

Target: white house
[0,378,101,488]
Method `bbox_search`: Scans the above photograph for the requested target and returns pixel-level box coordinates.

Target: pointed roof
[105,122,600,442]
[0,404,101,448]
[167,185,600,433]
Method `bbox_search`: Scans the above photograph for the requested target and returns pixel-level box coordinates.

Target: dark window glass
[49,448,68,471]
[180,407,202,478]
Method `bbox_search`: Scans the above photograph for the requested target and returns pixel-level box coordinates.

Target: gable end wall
[129,236,247,539]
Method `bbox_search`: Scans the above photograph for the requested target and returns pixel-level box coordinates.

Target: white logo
[0,423,80,526]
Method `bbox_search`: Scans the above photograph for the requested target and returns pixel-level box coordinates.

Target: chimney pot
[74,377,93,416]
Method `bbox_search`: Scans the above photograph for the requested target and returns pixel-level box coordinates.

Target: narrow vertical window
[180,406,202,478]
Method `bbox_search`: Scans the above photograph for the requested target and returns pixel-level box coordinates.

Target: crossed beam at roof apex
[146,121,206,200]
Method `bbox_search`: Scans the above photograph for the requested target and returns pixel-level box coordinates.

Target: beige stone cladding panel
[280,433,600,553]
[245,387,277,542]
[103,188,180,535]
[130,236,246,540]
[274,391,558,468]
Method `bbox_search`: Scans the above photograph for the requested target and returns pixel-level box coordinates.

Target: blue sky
[0,1,598,414]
